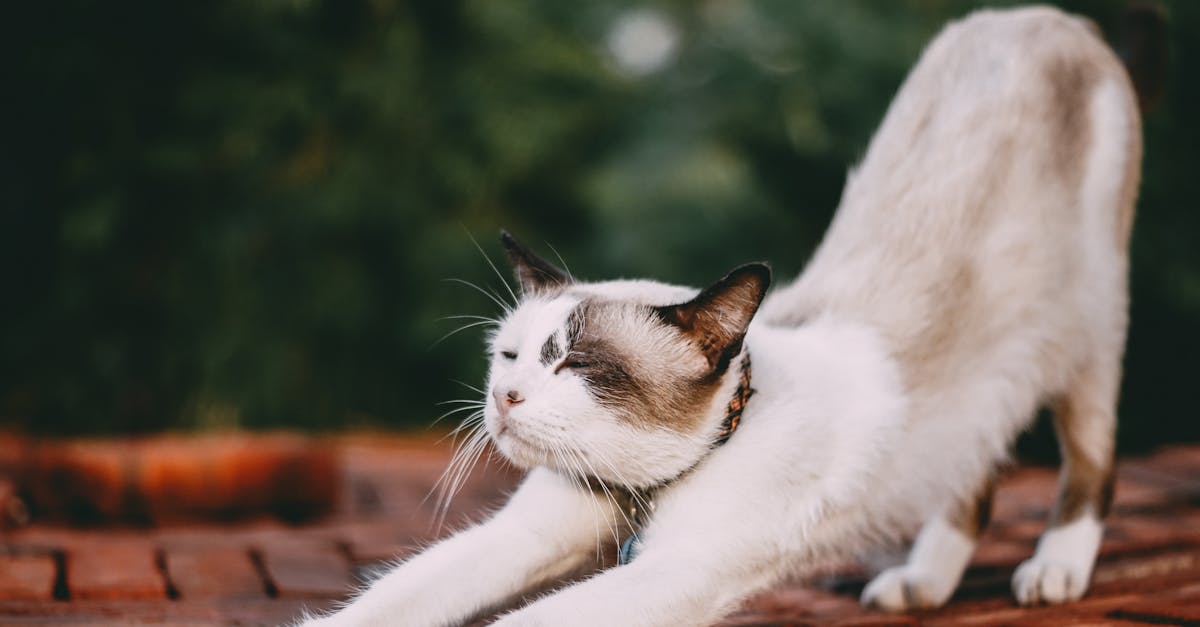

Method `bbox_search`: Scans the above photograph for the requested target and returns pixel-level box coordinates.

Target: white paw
[1011,557,1090,605]
[860,566,955,611]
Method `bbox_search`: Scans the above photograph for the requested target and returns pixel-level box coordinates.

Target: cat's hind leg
[1012,363,1117,605]
[860,476,995,611]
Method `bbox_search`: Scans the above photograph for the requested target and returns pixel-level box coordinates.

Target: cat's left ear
[499,229,572,295]
[656,263,771,373]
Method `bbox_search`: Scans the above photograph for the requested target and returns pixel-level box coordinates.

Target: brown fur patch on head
[561,300,719,432]
[554,265,769,434]
[539,334,562,366]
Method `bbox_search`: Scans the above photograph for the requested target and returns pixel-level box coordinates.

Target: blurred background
[2,0,1195,453]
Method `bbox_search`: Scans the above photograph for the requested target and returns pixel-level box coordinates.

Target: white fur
[1013,514,1104,605]
[300,7,1141,626]
[861,517,978,610]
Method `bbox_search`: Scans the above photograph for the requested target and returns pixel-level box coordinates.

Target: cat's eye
[500,351,517,361]
[557,356,591,372]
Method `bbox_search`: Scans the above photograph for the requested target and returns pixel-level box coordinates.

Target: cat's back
[849,6,1136,208]
[832,5,1138,250]
[763,6,1142,392]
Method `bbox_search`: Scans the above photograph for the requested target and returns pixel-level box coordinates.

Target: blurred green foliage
[3,1,1197,449]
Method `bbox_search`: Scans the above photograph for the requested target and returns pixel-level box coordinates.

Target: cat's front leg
[300,467,619,627]
[490,541,784,627]
[489,484,801,627]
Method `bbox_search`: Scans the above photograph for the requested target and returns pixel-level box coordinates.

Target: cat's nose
[493,388,525,415]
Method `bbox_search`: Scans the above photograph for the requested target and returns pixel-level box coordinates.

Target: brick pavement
[1,435,1198,625]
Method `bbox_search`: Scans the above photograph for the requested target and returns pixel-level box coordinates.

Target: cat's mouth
[491,421,546,462]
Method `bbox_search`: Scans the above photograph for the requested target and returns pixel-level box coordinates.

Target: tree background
[3,0,1196,453]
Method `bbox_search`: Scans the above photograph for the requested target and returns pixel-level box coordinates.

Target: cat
[300,6,1158,626]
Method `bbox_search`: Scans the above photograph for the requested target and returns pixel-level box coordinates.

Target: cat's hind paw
[860,566,955,611]
[1011,557,1089,606]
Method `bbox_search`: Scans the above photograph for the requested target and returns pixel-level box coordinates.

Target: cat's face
[481,231,769,488]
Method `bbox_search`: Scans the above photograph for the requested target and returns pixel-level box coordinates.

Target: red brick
[331,521,416,565]
[990,467,1056,520]
[1110,471,1173,509]
[0,554,56,600]
[745,585,860,615]
[67,542,167,600]
[257,540,353,598]
[1093,549,1200,588]
[2,437,1199,626]
[0,598,336,624]
[1140,446,1200,483]
[1110,600,1200,623]
[970,538,1032,567]
[989,517,1045,541]
[165,547,266,600]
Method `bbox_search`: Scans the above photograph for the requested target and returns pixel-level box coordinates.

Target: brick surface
[0,435,1198,625]
[0,554,56,601]
[0,598,336,625]
[67,541,167,600]
[257,539,353,598]
[164,547,266,600]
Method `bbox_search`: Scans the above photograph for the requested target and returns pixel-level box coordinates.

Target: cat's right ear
[499,229,572,295]
[655,263,771,374]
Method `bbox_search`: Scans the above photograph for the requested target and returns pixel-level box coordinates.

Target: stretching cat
[302,6,1154,625]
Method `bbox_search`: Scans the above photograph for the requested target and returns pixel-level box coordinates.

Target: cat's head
[482,230,770,489]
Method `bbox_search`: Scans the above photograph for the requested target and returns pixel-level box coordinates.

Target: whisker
[429,422,491,532]
[437,314,501,324]
[556,446,608,560]
[463,227,519,306]
[563,446,622,559]
[451,380,487,395]
[431,405,485,428]
[429,319,500,349]
[435,398,487,406]
[545,242,575,282]
[588,448,653,527]
[444,411,486,439]
[444,277,513,315]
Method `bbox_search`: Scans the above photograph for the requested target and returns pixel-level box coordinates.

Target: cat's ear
[656,263,771,373]
[499,229,572,295]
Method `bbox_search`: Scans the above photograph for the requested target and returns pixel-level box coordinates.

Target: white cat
[301,6,1152,626]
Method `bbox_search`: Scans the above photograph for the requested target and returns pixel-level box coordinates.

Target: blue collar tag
[618,531,642,565]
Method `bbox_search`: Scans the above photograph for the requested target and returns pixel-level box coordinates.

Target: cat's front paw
[860,565,956,611]
[1011,557,1090,605]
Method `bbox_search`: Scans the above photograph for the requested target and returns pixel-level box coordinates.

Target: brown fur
[1042,54,1100,188]
[950,475,997,539]
[565,301,719,432]
[1050,393,1117,525]
[539,335,562,366]
[1116,100,1143,248]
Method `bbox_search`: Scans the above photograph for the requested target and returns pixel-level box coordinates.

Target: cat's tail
[1113,0,1168,114]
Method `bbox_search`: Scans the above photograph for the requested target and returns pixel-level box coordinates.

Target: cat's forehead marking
[539,334,562,366]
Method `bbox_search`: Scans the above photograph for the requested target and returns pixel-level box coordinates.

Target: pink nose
[493,388,525,415]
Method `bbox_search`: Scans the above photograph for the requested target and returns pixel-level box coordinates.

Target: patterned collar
[713,352,754,446]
